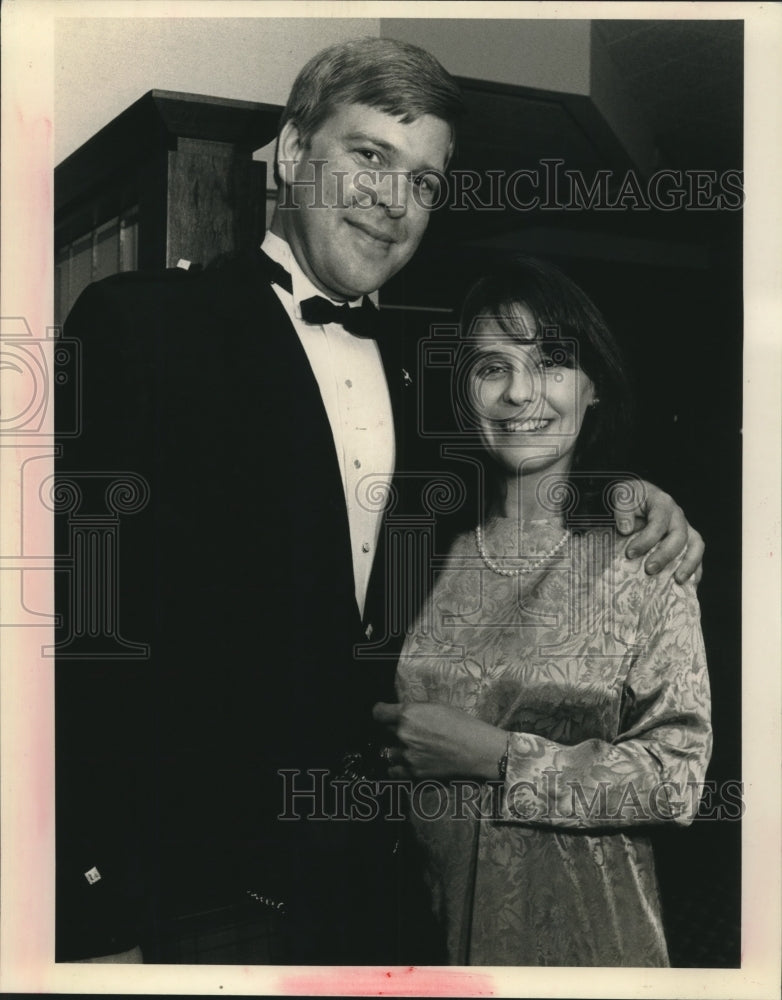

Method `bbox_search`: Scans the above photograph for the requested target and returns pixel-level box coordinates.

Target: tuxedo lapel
[205,250,415,645]
[204,250,362,619]
[358,306,416,681]
[374,307,413,473]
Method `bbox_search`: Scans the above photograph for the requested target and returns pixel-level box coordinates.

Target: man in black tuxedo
[56,37,703,965]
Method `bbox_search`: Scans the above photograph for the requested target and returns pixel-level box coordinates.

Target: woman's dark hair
[459,255,635,519]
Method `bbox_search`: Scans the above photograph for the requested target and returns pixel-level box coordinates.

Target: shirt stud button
[362,542,370,553]
[354,459,361,468]
[345,379,353,387]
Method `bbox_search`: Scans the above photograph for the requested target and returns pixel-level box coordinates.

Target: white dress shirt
[261,232,395,617]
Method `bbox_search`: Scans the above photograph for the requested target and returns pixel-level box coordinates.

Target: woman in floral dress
[374,257,712,966]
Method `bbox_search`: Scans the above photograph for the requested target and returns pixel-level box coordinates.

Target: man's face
[275,103,452,300]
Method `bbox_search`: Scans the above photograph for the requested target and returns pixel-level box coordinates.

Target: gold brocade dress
[396,520,712,966]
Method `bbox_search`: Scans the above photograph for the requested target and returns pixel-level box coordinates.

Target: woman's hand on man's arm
[614,479,704,584]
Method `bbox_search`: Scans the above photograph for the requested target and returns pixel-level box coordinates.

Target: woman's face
[464,309,595,479]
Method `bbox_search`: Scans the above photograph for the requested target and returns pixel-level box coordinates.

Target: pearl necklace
[474,524,569,577]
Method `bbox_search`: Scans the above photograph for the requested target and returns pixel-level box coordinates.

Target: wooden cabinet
[54,90,282,324]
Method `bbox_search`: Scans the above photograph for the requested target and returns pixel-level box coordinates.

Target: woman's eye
[538,346,574,370]
[475,363,509,379]
[357,149,381,164]
[538,353,572,370]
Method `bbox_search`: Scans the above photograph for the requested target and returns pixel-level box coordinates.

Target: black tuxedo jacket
[55,249,424,958]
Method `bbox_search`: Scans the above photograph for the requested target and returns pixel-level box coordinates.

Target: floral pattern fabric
[396,521,712,966]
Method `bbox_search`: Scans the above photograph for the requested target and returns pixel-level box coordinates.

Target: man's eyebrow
[342,131,446,174]
[343,131,396,153]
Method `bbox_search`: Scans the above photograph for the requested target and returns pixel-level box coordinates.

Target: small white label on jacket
[84,867,102,885]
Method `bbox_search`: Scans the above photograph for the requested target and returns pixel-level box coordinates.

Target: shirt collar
[261,231,379,318]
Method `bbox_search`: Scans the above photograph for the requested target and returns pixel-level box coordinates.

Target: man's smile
[345,217,399,246]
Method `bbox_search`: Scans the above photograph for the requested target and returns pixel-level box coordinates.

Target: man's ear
[276,120,304,188]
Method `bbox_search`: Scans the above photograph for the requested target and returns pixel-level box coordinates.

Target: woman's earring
[588,397,601,408]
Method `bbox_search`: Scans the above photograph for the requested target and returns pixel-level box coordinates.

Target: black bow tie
[299,295,381,339]
[258,249,381,340]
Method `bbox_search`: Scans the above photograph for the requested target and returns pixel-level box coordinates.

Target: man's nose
[377,170,409,218]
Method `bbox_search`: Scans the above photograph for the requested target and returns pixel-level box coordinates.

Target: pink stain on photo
[277,965,496,997]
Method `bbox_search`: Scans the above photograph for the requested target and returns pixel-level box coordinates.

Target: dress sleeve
[499,566,712,829]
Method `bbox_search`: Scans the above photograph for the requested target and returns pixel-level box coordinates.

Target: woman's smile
[495,415,554,433]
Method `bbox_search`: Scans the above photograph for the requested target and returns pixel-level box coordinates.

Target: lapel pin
[401,369,413,387]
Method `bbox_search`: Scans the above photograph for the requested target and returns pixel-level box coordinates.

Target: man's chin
[326,271,390,301]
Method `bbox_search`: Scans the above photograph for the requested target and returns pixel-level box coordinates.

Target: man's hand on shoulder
[613,479,704,585]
